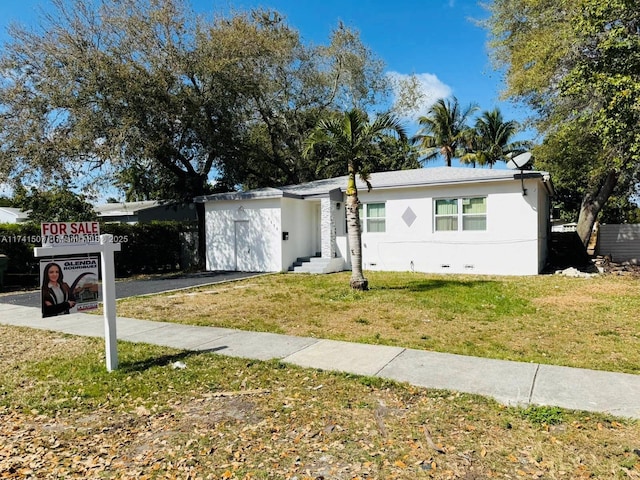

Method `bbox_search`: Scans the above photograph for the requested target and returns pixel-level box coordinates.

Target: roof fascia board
[298,188,343,201]
[194,171,551,202]
[347,174,531,193]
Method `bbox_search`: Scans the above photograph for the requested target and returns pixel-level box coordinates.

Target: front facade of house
[195,167,554,276]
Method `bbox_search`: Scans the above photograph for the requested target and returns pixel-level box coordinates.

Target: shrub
[0,223,41,275]
[0,222,196,289]
[102,222,194,277]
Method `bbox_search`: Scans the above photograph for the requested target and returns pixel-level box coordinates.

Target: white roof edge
[195,168,553,202]
[360,175,513,191]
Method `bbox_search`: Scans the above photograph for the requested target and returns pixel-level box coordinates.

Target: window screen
[366,203,386,233]
[435,199,458,231]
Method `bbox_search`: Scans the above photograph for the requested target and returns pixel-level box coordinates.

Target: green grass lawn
[115,271,640,374]
[2,325,639,479]
[4,271,640,478]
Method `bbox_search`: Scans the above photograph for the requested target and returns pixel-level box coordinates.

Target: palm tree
[304,109,408,291]
[460,108,527,168]
[412,97,478,167]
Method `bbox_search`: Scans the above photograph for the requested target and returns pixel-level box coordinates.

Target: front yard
[3,271,640,478]
[116,271,640,374]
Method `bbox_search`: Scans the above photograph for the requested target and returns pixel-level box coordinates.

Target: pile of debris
[554,266,597,278]
[592,255,640,276]
[550,256,640,278]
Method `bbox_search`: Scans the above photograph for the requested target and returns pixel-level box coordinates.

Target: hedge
[0,222,198,289]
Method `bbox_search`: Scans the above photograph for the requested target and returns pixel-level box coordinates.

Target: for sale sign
[41,222,100,247]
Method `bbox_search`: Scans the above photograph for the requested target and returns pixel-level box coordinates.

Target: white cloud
[387,71,453,121]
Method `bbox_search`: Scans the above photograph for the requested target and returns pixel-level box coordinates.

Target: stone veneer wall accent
[320,198,336,258]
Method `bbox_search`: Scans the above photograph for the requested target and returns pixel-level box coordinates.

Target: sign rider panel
[41,222,100,247]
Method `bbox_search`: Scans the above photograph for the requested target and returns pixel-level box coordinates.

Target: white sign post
[99,234,120,371]
[35,222,121,372]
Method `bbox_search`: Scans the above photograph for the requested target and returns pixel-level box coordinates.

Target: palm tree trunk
[345,171,368,291]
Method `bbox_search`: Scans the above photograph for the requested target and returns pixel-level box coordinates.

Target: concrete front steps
[289,255,346,274]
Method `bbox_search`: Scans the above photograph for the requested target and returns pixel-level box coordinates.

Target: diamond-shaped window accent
[402,206,417,227]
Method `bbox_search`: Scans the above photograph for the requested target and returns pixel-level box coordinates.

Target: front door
[234,220,251,271]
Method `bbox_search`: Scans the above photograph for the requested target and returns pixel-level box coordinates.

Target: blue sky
[210,0,534,134]
[0,0,532,129]
[207,0,518,122]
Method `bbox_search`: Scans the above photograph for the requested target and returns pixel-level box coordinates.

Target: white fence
[597,224,640,264]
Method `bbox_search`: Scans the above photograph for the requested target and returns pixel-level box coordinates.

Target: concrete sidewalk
[2,303,639,419]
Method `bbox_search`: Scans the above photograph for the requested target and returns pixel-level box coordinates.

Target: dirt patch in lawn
[0,325,92,368]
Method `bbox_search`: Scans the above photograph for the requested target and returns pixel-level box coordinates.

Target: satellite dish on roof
[506,151,532,170]
[506,152,533,196]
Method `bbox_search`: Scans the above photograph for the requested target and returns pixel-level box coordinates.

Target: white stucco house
[194,167,555,276]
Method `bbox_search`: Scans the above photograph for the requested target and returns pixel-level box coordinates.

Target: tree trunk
[576,170,619,247]
[345,172,368,291]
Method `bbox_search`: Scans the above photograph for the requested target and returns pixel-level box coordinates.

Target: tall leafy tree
[412,97,478,167]
[304,109,408,291]
[0,0,241,262]
[486,0,640,246]
[111,160,180,203]
[534,118,640,225]
[460,108,527,168]
[12,185,96,223]
[0,0,394,264]
[225,20,393,189]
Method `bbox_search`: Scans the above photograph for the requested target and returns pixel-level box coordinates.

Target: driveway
[0,271,264,308]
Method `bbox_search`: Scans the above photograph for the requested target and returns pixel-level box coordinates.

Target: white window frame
[434,196,487,232]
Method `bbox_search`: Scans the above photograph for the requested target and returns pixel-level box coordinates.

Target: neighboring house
[551,222,577,233]
[95,200,197,224]
[195,167,555,276]
[0,207,29,224]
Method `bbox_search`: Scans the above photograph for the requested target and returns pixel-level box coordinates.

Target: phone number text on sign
[41,222,101,247]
